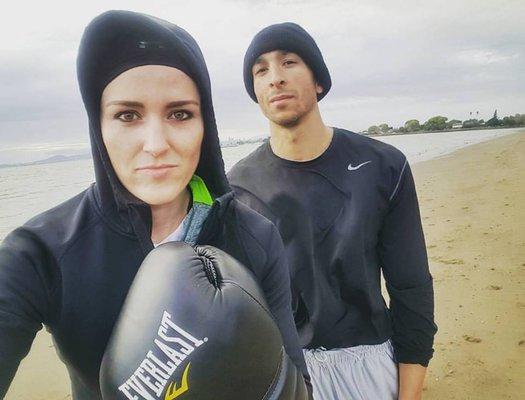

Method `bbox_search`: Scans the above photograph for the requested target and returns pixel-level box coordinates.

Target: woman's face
[100,65,204,206]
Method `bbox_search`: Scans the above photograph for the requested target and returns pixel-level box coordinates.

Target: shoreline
[365,124,522,138]
[0,140,266,170]
[2,126,521,169]
[4,132,525,399]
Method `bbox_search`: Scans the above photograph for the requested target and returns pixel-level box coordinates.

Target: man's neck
[269,108,333,162]
[150,188,191,244]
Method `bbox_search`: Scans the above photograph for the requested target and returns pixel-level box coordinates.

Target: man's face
[252,50,323,127]
[100,65,204,206]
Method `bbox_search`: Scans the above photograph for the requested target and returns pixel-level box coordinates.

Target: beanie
[243,22,331,102]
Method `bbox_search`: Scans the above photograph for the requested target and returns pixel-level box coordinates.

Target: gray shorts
[304,340,399,400]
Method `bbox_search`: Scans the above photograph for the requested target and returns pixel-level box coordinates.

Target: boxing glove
[100,242,308,399]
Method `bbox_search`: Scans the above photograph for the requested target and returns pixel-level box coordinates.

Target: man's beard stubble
[272,114,301,128]
[264,93,318,128]
[266,107,304,128]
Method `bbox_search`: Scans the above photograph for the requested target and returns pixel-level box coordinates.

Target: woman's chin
[132,186,187,207]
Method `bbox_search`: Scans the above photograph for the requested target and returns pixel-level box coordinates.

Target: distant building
[452,123,463,129]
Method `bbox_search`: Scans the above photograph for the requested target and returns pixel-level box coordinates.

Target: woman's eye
[116,111,139,122]
[169,110,191,121]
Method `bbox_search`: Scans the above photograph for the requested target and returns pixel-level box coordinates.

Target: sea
[0,127,522,241]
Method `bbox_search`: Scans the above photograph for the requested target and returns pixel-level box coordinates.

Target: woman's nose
[142,118,170,157]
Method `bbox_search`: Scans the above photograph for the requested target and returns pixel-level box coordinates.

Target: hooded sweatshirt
[0,11,307,399]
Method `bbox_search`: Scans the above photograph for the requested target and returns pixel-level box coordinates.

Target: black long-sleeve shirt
[228,128,438,366]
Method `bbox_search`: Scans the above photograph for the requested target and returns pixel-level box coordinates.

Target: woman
[0,10,308,399]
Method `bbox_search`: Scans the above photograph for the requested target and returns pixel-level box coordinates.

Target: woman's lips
[136,164,177,178]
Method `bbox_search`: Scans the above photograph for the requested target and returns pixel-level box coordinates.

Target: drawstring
[312,347,328,362]
[127,206,154,255]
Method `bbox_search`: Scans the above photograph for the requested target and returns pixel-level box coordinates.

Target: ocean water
[0,128,521,241]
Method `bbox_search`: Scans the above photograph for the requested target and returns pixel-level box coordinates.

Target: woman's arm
[259,224,308,374]
[246,220,310,381]
[0,229,50,397]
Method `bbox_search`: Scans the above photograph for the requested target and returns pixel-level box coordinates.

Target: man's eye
[283,60,296,66]
[169,110,191,121]
[254,67,268,75]
[115,111,139,122]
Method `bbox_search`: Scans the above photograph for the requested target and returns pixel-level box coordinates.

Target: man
[228,23,437,400]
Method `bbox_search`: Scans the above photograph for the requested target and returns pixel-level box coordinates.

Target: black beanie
[243,22,331,103]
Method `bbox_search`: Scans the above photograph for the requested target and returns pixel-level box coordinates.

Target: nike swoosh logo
[347,161,372,171]
[165,362,191,400]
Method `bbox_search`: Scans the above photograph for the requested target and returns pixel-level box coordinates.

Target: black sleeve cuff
[393,344,434,367]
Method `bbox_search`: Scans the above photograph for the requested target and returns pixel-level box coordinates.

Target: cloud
[0,0,524,163]
[456,49,520,65]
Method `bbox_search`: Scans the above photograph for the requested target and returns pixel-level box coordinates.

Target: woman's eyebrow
[104,100,200,108]
[165,100,200,108]
[104,100,144,108]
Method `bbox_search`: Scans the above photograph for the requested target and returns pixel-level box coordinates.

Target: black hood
[77,10,230,241]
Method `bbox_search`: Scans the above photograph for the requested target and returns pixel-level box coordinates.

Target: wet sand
[5,131,525,399]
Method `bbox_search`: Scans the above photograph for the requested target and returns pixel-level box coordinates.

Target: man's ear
[316,82,323,95]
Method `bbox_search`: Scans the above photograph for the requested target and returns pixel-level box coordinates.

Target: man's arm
[377,160,437,398]
[398,363,427,400]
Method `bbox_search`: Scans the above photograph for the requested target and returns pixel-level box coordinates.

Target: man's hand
[398,363,427,400]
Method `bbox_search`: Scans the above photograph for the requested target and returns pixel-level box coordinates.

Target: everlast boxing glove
[100,242,308,400]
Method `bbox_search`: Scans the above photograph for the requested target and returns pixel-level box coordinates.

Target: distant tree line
[366,111,525,135]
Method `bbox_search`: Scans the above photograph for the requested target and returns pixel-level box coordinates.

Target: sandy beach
[5,131,525,399]
[418,131,524,399]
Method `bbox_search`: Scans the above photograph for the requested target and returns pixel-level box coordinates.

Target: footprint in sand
[488,285,502,290]
[463,335,482,343]
[445,370,455,378]
[431,256,465,265]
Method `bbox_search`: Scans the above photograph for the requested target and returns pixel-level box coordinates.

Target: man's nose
[142,118,170,157]
[268,68,286,88]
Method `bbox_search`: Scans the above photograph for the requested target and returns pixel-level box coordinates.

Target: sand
[416,131,525,399]
[5,131,525,399]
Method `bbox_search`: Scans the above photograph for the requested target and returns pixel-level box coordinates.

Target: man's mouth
[269,94,294,104]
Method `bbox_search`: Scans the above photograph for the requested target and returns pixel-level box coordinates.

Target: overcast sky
[1,0,524,164]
